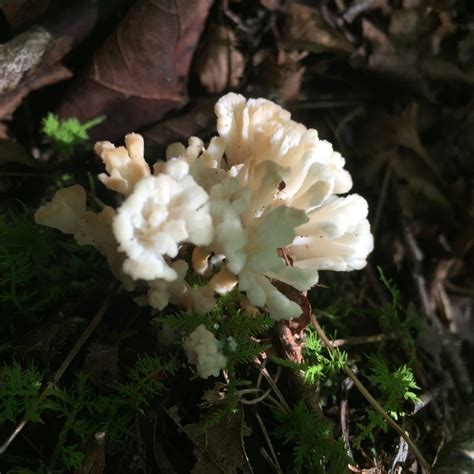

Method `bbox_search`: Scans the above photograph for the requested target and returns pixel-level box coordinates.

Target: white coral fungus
[113,159,214,281]
[183,325,227,379]
[35,93,373,334]
[95,133,150,195]
[201,93,374,319]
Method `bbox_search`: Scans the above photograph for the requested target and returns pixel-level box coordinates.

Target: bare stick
[309,312,431,473]
[0,284,117,455]
[332,333,388,347]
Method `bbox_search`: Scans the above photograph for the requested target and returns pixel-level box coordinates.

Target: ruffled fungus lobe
[215,93,353,209]
[95,133,150,195]
[206,93,374,319]
[34,185,134,289]
[183,324,227,379]
[146,260,215,314]
[113,159,214,281]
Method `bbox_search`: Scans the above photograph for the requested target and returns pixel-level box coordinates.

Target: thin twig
[240,408,254,474]
[309,312,431,473]
[256,412,284,474]
[0,284,118,456]
[332,333,389,347]
[253,358,290,412]
[372,161,392,239]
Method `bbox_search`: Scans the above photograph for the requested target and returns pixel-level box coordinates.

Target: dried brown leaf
[360,18,420,82]
[263,49,307,102]
[2,0,50,29]
[388,9,418,44]
[143,100,214,147]
[168,406,252,474]
[194,23,245,94]
[259,0,282,10]
[57,0,213,141]
[75,432,106,474]
[282,3,353,54]
[83,342,119,386]
[420,57,474,84]
[343,0,390,24]
[0,139,36,166]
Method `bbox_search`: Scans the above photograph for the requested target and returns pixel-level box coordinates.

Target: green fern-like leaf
[41,113,105,157]
[354,354,420,447]
[274,401,350,473]
[0,362,43,423]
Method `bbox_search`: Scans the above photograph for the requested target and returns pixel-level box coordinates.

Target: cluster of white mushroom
[36,93,374,324]
[35,93,374,378]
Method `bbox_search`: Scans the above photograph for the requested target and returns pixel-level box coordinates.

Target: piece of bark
[0,0,133,120]
[0,26,72,119]
[57,0,214,141]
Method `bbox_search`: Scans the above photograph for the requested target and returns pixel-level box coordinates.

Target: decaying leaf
[263,49,307,102]
[1,0,50,29]
[168,406,252,474]
[57,0,213,141]
[143,100,214,147]
[343,0,390,24]
[259,0,282,11]
[75,431,106,474]
[83,342,119,386]
[360,18,419,82]
[281,2,353,54]
[359,105,452,212]
[0,139,37,166]
[194,23,245,94]
[388,9,418,44]
[0,26,72,119]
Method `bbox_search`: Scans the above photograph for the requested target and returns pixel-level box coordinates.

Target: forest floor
[0,0,473,473]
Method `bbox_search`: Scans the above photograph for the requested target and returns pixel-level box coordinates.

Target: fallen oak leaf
[57,0,213,141]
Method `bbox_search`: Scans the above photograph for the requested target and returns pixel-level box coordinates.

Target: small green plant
[274,400,350,473]
[41,113,105,157]
[272,326,347,385]
[0,362,43,424]
[355,353,420,446]
[3,356,173,472]
[0,211,110,336]
[376,267,419,354]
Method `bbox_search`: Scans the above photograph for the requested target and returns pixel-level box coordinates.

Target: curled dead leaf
[83,342,119,386]
[263,49,307,102]
[282,2,353,54]
[2,0,50,29]
[194,23,245,94]
[143,100,214,147]
[168,406,252,474]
